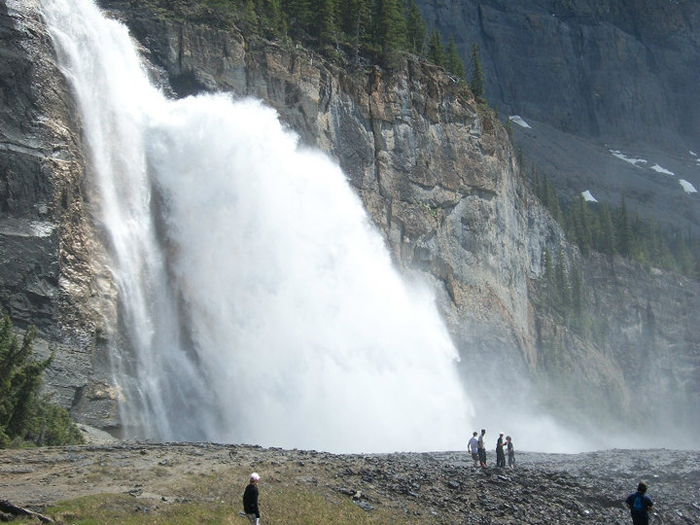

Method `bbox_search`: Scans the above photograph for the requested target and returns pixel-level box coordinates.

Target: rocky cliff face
[1,0,698,446]
[1,0,120,428]
[416,0,700,236]
[417,0,700,148]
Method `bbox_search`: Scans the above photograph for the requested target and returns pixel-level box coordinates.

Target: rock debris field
[1,441,699,524]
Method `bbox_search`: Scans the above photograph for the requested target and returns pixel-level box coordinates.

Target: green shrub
[0,311,83,448]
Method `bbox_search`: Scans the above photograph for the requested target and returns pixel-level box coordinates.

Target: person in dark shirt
[477,429,487,468]
[496,432,506,467]
[625,481,654,525]
[243,472,261,525]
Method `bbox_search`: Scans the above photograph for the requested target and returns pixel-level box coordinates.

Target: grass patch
[48,494,239,525]
[46,485,418,524]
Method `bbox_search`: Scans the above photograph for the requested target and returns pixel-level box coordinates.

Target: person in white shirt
[467,431,479,467]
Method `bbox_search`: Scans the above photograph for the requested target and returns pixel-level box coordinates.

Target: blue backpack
[633,495,643,510]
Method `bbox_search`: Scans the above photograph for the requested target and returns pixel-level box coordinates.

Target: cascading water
[41,0,474,452]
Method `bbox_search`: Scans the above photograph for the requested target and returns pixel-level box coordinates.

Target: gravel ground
[1,441,699,524]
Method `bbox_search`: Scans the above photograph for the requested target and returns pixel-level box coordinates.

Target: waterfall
[40,0,473,453]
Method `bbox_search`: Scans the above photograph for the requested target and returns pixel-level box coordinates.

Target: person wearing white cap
[243,472,261,524]
[496,432,506,467]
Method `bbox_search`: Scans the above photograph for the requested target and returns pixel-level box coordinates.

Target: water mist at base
[42,0,473,453]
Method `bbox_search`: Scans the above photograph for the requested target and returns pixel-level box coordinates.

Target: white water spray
[41,0,473,452]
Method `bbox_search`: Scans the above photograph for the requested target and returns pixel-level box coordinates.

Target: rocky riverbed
[1,437,699,524]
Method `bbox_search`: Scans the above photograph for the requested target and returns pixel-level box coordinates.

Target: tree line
[207,0,480,88]
[528,161,700,287]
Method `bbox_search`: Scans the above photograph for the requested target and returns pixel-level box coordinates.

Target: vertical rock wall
[1,0,119,429]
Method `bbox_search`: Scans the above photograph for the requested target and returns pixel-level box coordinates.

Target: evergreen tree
[337,0,372,58]
[554,249,571,310]
[257,0,285,36]
[427,29,444,66]
[469,42,485,98]
[444,35,466,81]
[311,0,337,45]
[530,163,540,196]
[372,0,407,54]
[616,195,633,257]
[570,266,584,319]
[0,313,83,448]
[405,0,428,56]
[571,194,592,255]
[241,0,259,30]
[598,203,616,258]
[284,0,313,36]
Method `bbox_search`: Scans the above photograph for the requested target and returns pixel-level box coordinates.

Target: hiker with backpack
[625,481,654,525]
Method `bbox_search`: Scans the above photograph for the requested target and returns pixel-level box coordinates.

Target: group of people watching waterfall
[467,429,515,469]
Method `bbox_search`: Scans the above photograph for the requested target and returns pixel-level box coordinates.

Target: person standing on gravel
[468,431,479,467]
[496,432,506,467]
[625,481,654,525]
[243,472,261,525]
[477,429,487,467]
[505,435,515,469]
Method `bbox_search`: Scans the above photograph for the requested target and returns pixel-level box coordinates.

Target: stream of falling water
[40,0,473,452]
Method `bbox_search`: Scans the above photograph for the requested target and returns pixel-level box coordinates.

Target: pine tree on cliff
[569,194,592,256]
[554,249,571,311]
[404,0,428,56]
[0,312,83,448]
[311,0,337,45]
[469,42,485,98]
[570,266,584,320]
[616,195,633,257]
[445,35,466,81]
[337,0,372,58]
[257,0,285,36]
[598,202,616,259]
[240,0,258,30]
[284,0,313,36]
[427,29,444,66]
[372,0,407,54]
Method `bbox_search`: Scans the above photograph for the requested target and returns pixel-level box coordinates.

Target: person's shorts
[471,452,479,461]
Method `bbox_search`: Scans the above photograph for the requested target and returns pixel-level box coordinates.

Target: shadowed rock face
[0,0,119,428]
[415,0,700,235]
[416,0,700,149]
[0,0,698,445]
